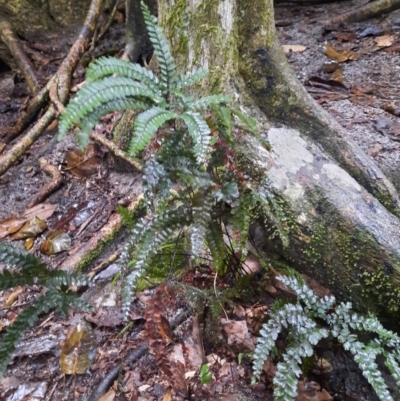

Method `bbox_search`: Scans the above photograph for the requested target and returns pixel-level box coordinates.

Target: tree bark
[158,0,400,318]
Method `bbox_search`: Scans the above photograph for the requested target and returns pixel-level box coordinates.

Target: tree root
[0,16,39,94]
[323,0,400,25]
[0,0,104,176]
[57,194,144,273]
[86,309,191,401]
[90,131,142,171]
[26,158,63,208]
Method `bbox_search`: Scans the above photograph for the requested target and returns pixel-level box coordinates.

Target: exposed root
[0,16,39,94]
[323,0,400,25]
[0,0,104,177]
[90,131,142,171]
[57,194,144,273]
[4,78,54,145]
[26,158,63,208]
[49,75,65,115]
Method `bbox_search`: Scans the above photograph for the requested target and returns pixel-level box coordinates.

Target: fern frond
[176,68,208,89]
[129,107,177,156]
[75,98,149,149]
[180,111,212,164]
[206,219,227,274]
[190,191,214,258]
[121,208,189,318]
[58,77,162,139]
[232,109,258,134]
[85,56,160,91]
[0,289,60,376]
[0,243,45,270]
[141,1,176,94]
[188,95,231,111]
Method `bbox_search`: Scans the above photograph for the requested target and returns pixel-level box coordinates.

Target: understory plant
[252,275,400,401]
[59,1,289,319]
[0,243,92,376]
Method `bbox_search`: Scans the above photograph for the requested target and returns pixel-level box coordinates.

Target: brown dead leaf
[330,69,344,84]
[65,143,103,178]
[0,217,27,239]
[297,380,333,401]
[23,203,57,221]
[375,34,394,47]
[11,216,47,240]
[221,318,254,350]
[324,43,358,62]
[40,231,71,255]
[282,44,306,53]
[162,389,172,401]
[96,389,115,401]
[335,31,357,42]
[60,320,97,374]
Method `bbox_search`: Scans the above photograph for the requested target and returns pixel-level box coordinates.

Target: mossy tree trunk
[158,0,400,318]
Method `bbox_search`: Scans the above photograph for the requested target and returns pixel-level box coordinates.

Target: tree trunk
[158,0,400,318]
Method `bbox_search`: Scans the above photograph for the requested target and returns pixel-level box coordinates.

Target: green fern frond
[188,94,231,111]
[141,1,176,94]
[129,107,177,156]
[58,77,162,139]
[121,208,189,318]
[231,109,258,134]
[180,111,212,164]
[176,68,208,89]
[85,56,160,91]
[75,98,149,149]
[0,243,45,270]
[206,219,227,274]
[190,191,214,258]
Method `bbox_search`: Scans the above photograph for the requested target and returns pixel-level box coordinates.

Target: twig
[0,16,39,94]
[90,131,142,171]
[323,0,400,25]
[26,158,63,208]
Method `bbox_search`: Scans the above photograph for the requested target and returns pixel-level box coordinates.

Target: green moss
[361,267,400,315]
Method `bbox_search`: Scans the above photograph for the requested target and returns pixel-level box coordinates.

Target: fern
[0,243,93,377]
[140,2,176,94]
[252,275,400,401]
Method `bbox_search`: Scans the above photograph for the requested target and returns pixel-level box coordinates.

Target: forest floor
[0,1,400,400]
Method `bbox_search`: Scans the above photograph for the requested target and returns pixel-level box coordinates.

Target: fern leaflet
[129,107,177,156]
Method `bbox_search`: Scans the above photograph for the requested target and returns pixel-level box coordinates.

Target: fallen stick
[26,158,63,208]
[323,0,400,25]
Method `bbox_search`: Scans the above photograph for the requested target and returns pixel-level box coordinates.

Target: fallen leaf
[40,231,71,255]
[374,34,394,47]
[335,31,357,42]
[23,203,57,221]
[60,320,97,374]
[24,237,35,250]
[65,143,103,178]
[11,216,47,240]
[297,380,333,401]
[324,43,358,62]
[330,69,344,83]
[5,287,24,307]
[96,389,115,401]
[282,44,306,53]
[162,389,172,401]
[221,318,254,350]
[0,217,27,239]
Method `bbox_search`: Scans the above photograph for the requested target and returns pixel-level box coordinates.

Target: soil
[0,1,400,401]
